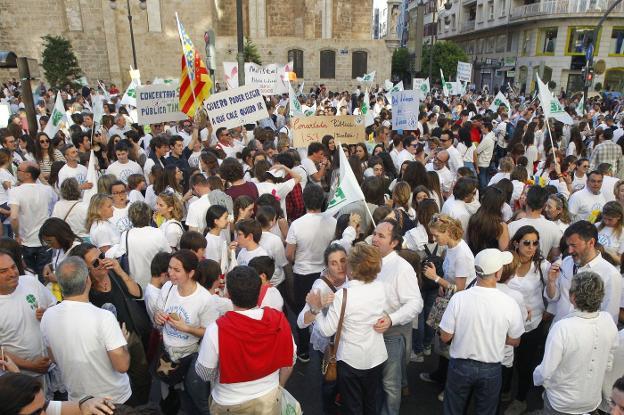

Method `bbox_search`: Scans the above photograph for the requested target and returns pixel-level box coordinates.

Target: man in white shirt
[440,248,524,414]
[0,252,57,376]
[105,140,143,184]
[476,122,496,188]
[9,162,55,278]
[427,150,454,198]
[285,184,336,362]
[535,271,618,414]
[394,136,417,172]
[195,266,295,413]
[439,130,464,177]
[57,145,92,188]
[508,185,562,261]
[107,114,131,140]
[186,174,212,233]
[41,257,133,404]
[598,162,620,202]
[214,127,243,159]
[371,219,423,415]
[301,142,329,186]
[568,170,607,222]
[546,220,622,324]
[441,177,478,235]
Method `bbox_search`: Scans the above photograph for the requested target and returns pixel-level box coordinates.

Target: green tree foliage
[421,41,469,82]
[244,38,262,65]
[392,47,410,80]
[41,35,82,89]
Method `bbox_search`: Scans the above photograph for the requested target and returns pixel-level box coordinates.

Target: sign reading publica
[292,115,366,148]
[136,83,187,124]
[204,85,269,130]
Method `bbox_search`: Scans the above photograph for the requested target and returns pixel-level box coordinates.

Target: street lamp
[109,0,147,70]
[426,0,452,81]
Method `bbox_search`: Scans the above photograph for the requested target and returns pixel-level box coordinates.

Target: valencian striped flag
[176,13,212,117]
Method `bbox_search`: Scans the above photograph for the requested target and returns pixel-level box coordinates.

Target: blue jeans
[181,354,210,415]
[444,358,502,415]
[413,288,437,353]
[478,166,490,189]
[22,246,52,281]
[380,333,406,415]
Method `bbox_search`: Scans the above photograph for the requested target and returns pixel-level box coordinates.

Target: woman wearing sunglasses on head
[504,225,551,414]
[33,132,65,184]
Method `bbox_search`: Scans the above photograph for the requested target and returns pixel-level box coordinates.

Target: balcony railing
[461,19,476,32]
[510,0,624,20]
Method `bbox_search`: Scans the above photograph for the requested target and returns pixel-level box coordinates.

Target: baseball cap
[474,249,514,276]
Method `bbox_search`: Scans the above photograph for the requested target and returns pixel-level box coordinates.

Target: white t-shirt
[0,167,16,205]
[0,275,56,372]
[488,172,511,186]
[8,183,55,247]
[117,227,171,289]
[301,158,319,183]
[160,219,184,250]
[159,281,219,352]
[41,300,132,403]
[58,163,88,186]
[256,179,296,220]
[497,283,528,367]
[205,231,228,264]
[440,286,525,363]
[51,200,88,237]
[128,189,145,204]
[236,245,268,266]
[441,198,471,236]
[259,231,288,286]
[602,175,619,203]
[144,283,161,324]
[259,286,284,311]
[507,260,550,332]
[508,216,562,259]
[568,187,606,222]
[286,213,337,275]
[456,142,476,163]
[89,220,121,251]
[442,239,476,285]
[571,173,587,192]
[110,205,132,234]
[145,185,157,209]
[105,160,143,184]
[597,225,624,256]
[186,194,211,233]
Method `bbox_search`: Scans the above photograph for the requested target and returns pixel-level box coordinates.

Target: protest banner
[204,85,269,130]
[292,115,366,148]
[136,83,187,125]
[223,62,292,95]
[413,78,430,99]
[456,61,473,82]
[391,91,420,130]
[0,104,9,128]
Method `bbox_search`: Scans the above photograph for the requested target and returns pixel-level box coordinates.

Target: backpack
[505,122,515,142]
[421,244,444,291]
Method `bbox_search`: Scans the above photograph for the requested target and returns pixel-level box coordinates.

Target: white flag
[384,80,394,91]
[43,92,65,138]
[385,80,404,93]
[289,81,303,117]
[576,96,584,116]
[361,90,375,127]
[440,69,452,97]
[536,74,574,125]
[92,94,105,125]
[325,144,367,214]
[120,78,139,107]
[489,91,511,112]
[298,81,305,95]
[413,78,430,99]
[356,71,376,85]
[82,150,99,205]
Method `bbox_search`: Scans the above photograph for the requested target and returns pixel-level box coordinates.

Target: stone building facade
[0,0,392,92]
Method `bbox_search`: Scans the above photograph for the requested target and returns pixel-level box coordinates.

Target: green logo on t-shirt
[25,294,38,310]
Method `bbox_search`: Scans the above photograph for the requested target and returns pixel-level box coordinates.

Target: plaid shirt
[286,182,305,223]
[590,140,624,176]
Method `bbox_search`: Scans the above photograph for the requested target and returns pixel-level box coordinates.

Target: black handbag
[108,272,152,341]
[119,229,131,274]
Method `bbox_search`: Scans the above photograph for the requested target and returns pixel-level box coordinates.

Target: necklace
[96,276,111,292]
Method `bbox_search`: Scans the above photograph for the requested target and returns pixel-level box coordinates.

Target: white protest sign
[391,90,420,130]
[0,104,9,128]
[204,85,269,130]
[413,78,430,99]
[223,62,239,89]
[244,62,293,95]
[456,61,473,83]
[136,83,187,125]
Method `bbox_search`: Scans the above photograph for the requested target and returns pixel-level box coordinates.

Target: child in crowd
[234,219,268,266]
[249,256,283,311]
[144,251,171,323]
[127,173,146,204]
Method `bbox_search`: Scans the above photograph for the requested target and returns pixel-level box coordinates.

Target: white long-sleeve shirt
[376,250,423,326]
[545,254,622,324]
[533,310,618,414]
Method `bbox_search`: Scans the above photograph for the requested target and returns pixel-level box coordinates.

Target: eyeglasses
[439,138,450,143]
[112,190,127,195]
[39,139,49,144]
[91,252,105,269]
[521,240,539,247]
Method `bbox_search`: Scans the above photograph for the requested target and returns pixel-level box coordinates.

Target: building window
[319,50,336,79]
[521,30,531,56]
[488,1,494,20]
[352,51,368,79]
[537,27,557,55]
[500,0,506,16]
[507,33,514,52]
[610,27,624,55]
[566,26,600,56]
[288,49,304,79]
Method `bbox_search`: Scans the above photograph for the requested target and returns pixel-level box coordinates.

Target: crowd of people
[1,76,624,415]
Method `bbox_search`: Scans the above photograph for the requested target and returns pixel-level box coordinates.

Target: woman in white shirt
[456,128,476,173]
[0,148,16,230]
[156,191,185,250]
[307,243,387,414]
[154,250,216,415]
[51,178,88,238]
[596,201,624,265]
[86,194,120,256]
[506,225,550,413]
[522,125,538,177]
[204,205,230,269]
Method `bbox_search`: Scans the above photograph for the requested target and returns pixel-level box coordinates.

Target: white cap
[267,167,285,178]
[474,249,514,276]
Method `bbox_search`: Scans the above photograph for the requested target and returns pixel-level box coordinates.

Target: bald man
[9,162,55,277]
[431,150,454,198]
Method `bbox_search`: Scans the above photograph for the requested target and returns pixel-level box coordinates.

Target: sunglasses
[39,140,49,144]
[91,252,105,269]
[521,240,539,247]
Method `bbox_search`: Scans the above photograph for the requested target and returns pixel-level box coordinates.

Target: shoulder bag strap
[62,201,80,222]
[333,289,348,351]
[321,276,337,293]
[125,229,130,268]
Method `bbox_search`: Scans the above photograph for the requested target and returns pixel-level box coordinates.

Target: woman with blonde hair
[86,194,120,254]
[389,181,416,234]
[614,180,624,209]
[597,201,624,264]
[156,191,185,250]
[544,193,571,234]
[307,242,387,414]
